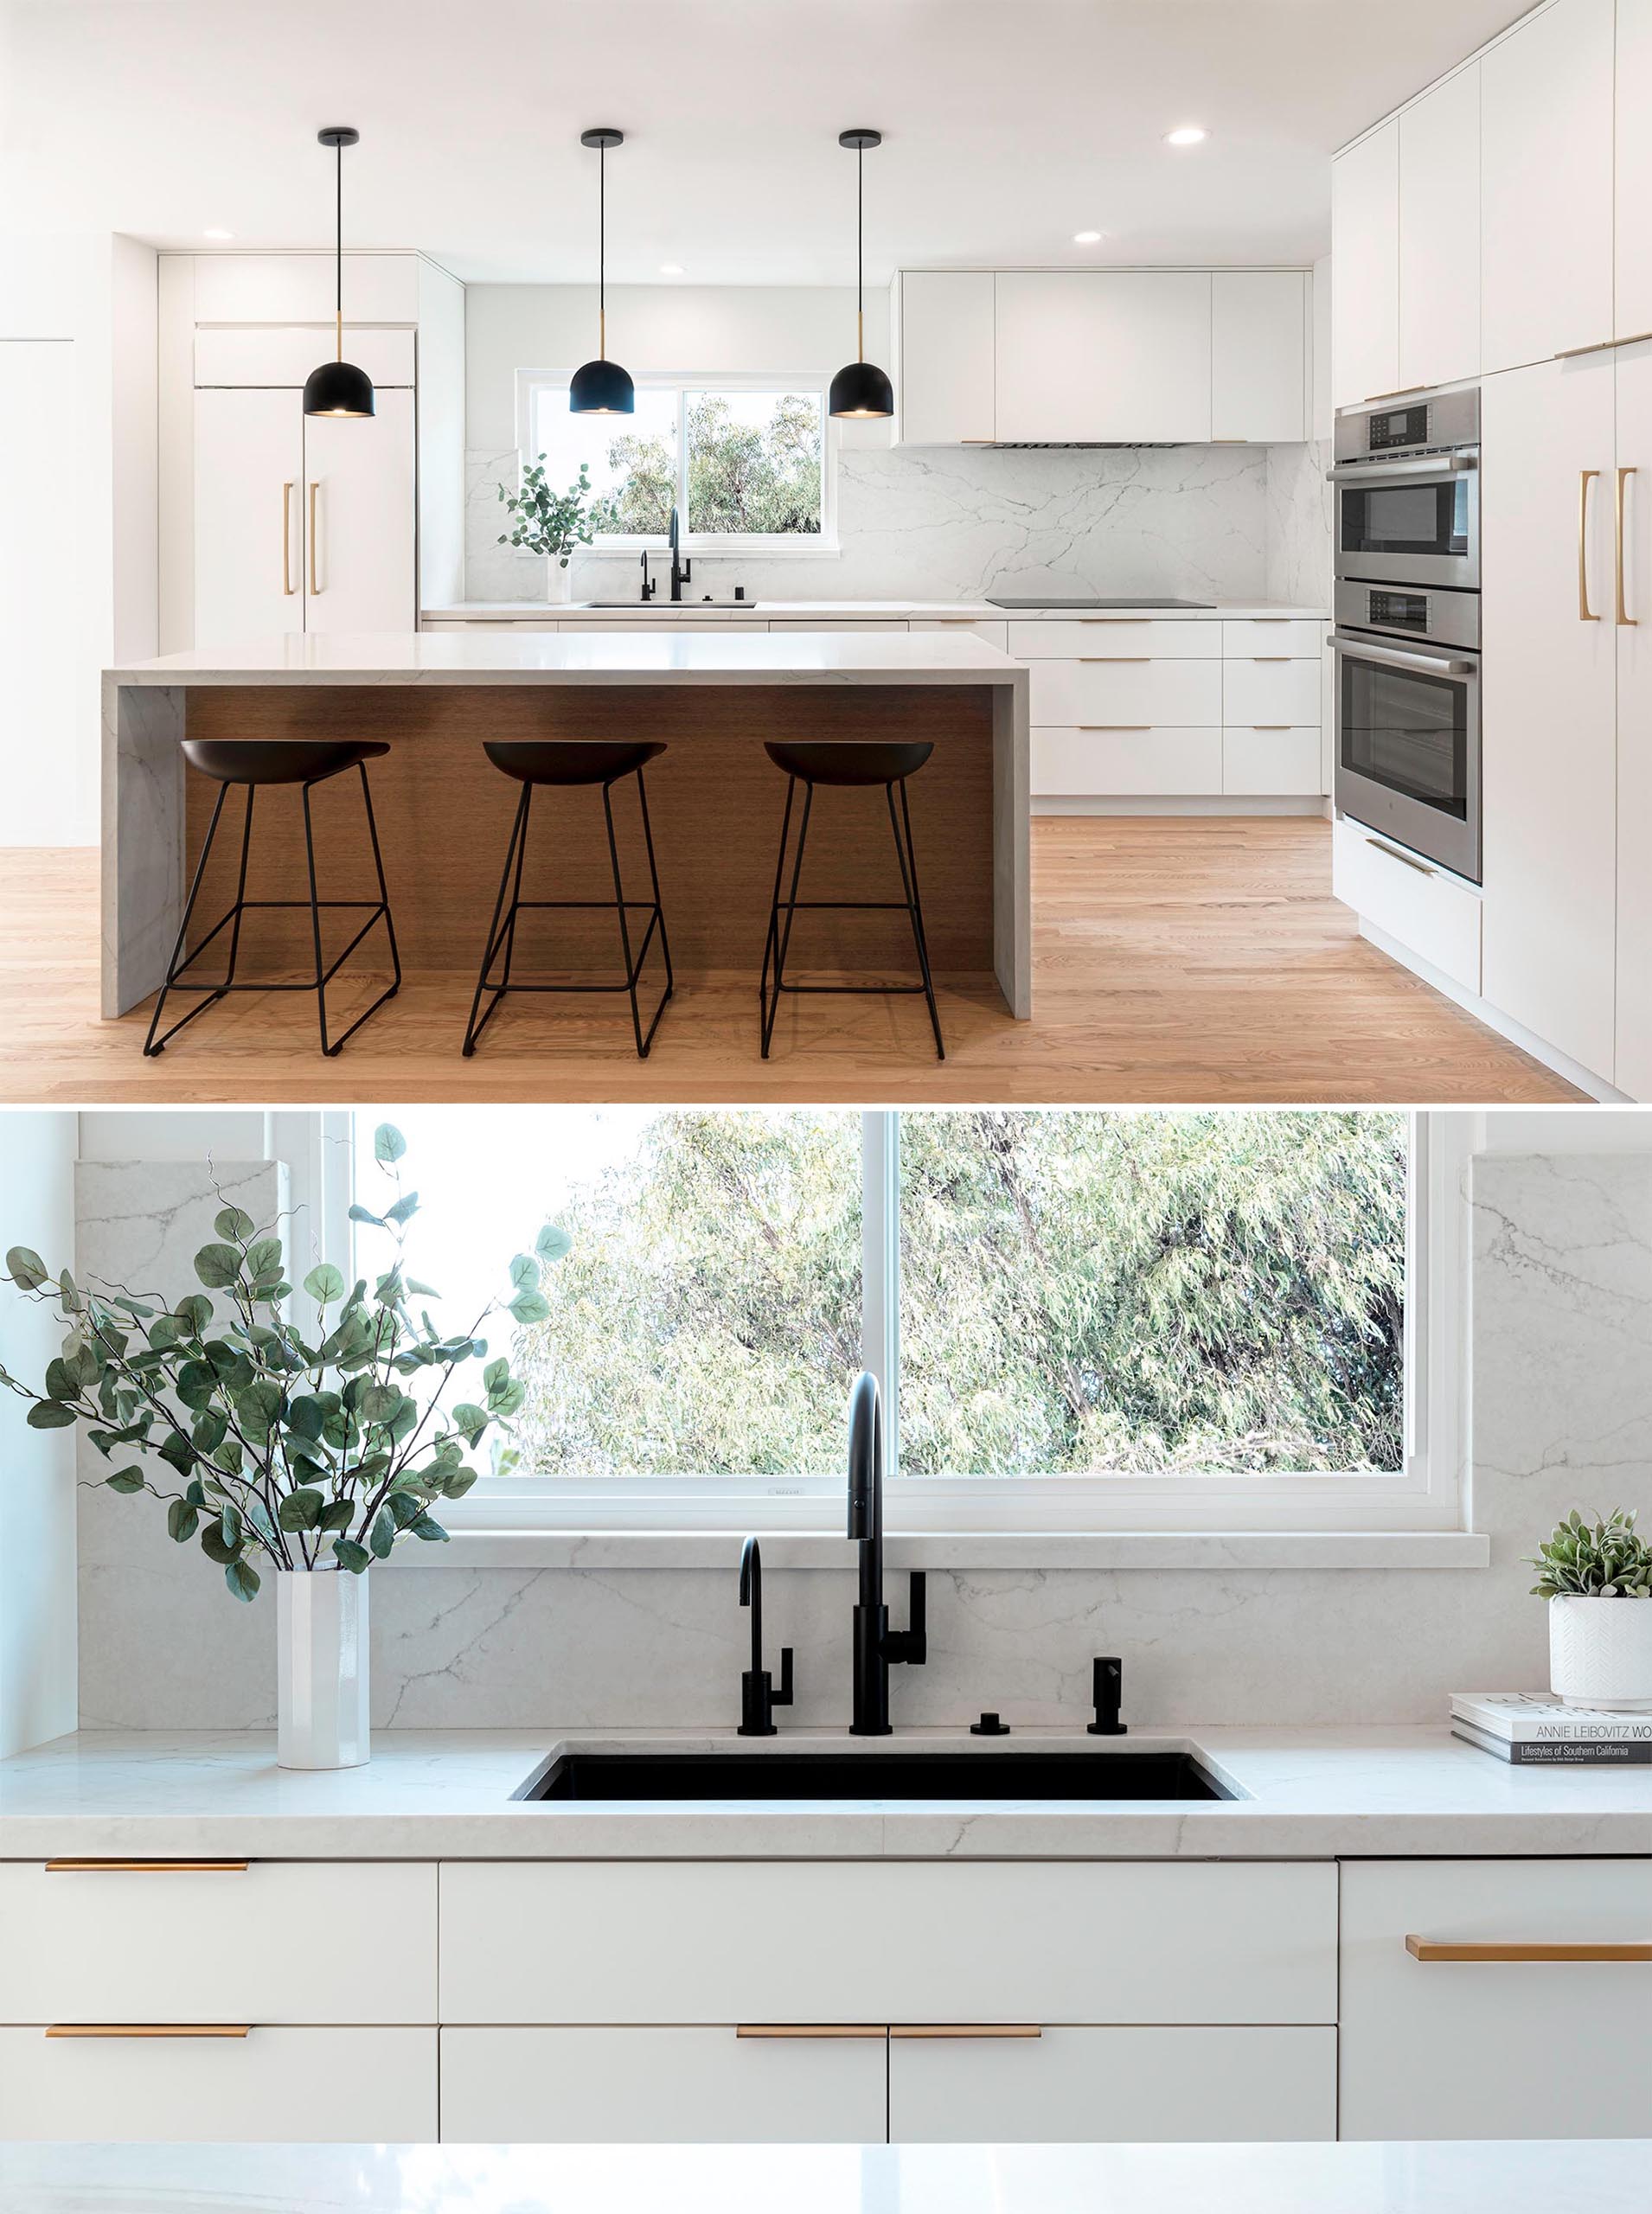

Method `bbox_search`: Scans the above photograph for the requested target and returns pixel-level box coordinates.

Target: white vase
[1548,1595,1652,1711]
[276,1571,370,1769]
[545,559,573,605]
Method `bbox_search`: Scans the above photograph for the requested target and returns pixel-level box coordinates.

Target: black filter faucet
[737,1537,793,1737]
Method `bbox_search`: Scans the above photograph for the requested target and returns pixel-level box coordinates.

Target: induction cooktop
[986,595,1215,609]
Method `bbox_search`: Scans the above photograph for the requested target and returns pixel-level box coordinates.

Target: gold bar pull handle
[1407,1936,1652,1963]
[1579,468,1602,620]
[1079,656,1149,664]
[1078,724,1152,732]
[737,2025,887,2039]
[1617,465,1638,626]
[891,2025,1043,2039]
[46,2024,252,2038]
[44,1859,248,1873]
[308,480,323,594]
[281,482,296,597]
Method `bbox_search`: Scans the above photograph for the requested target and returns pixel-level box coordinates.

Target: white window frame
[515,368,838,554]
[318,1109,1473,1552]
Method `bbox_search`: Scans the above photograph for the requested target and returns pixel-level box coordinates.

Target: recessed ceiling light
[1163,125,1207,146]
[202,227,234,240]
[1073,229,1105,245]
[658,262,684,275]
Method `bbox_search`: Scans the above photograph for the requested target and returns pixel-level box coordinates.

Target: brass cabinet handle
[1248,724,1293,731]
[1617,466,1638,626]
[1554,330,1652,361]
[281,483,296,597]
[44,1859,248,1873]
[891,2025,1043,2039]
[1579,469,1602,620]
[47,2024,251,2038]
[737,2025,887,2039]
[308,480,322,593]
[1249,656,1292,662]
[1362,384,1430,401]
[1078,724,1152,732]
[1079,656,1150,663]
[1407,1936,1652,1963]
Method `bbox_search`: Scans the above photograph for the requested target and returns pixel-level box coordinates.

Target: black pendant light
[571,127,635,415]
[829,128,894,419]
[304,126,375,419]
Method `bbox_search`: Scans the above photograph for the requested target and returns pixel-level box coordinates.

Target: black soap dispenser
[1087,1655,1127,1736]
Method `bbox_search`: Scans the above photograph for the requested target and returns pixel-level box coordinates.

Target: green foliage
[509,1110,1405,1479]
[587,394,823,538]
[1529,1508,1652,1598]
[496,456,599,565]
[0,1129,566,1602]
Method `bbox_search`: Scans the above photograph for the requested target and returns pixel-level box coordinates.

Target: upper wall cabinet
[898,271,996,444]
[189,253,422,324]
[1331,120,1399,410]
[1481,0,1613,371]
[1616,0,1652,339]
[1212,272,1308,442]
[1397,66,1479,392]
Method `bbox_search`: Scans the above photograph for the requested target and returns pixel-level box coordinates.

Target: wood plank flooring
[0,819,1581,1104]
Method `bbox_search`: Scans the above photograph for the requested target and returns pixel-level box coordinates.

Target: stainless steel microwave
[1330,386,1480,592]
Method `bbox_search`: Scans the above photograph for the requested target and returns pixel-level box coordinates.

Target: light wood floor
[0,820,1580,1104]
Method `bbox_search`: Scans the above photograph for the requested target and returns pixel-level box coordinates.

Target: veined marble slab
[4,1724,1652,1860]
[0,2139,1642,2214]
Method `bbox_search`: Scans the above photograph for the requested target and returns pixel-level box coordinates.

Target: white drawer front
[889,2025,1336,2144]
[439,1862,1337,2027]
[1033,726,1222,797]
[0,1861,436,2025]
[0,2025,437,2142]
[1008,620,1220,660]
[908,619,1009,649]
[1341,1860,1652,2140]
[1222,619,1323,657]
[441,2026,887,2144]
[1029,656,1222,727]
[1332,816,1482,994]
[1222,657,1322,725]
[767,619,909,631]
[1222,726,1324,797]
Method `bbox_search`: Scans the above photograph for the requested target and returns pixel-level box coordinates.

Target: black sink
[517,1749,1233,1803]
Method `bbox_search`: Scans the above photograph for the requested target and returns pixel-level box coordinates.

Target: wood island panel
[182,686,994,981]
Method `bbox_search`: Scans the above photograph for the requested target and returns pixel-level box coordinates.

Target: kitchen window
[519,373,829,548]
[338,1108,1469,1547]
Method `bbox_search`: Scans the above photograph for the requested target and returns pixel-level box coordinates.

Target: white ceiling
[1,0,1526,285]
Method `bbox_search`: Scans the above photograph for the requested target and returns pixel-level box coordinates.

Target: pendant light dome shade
[304,126,374,419]
[830,127,893,421]
[572,127,635,415]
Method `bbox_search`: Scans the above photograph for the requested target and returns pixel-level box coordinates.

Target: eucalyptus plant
[0,1124,567,1603]
[496,454,599,566]
[1528,1508,1652,1599]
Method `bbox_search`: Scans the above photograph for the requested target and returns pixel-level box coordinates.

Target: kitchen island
[101,630,1028,1025]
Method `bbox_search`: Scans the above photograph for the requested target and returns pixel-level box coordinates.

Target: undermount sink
[515,1749,1234,1803]
[573,600,761,611]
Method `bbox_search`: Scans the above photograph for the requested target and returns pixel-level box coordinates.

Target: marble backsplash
[463,438,1326,610]
[68,1149,1652,1731]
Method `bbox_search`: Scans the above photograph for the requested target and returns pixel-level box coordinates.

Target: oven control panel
[1334,579,1481,652]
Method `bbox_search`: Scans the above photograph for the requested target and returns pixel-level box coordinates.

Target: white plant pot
[276,1571,370,1769]
[1548,1595,1652,1711]
[545,559,573,605]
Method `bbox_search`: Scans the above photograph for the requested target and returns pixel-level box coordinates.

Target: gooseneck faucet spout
[737,1537,793,1737]
[847,1371,926,1735]
[668,503,692,603]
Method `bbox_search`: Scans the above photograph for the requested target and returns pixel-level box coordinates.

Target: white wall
[0,1113,78,1755]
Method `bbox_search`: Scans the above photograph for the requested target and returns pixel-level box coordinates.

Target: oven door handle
[1327,453,1477,485]
[1329,631,1478,678]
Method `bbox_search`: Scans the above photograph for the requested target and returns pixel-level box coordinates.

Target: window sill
[380,1529,1492,1572]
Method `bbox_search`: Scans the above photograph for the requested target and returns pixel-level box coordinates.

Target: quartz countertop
[0,2140,1641,2214]
[4,1725,1651,1860]
[423,597,1329,623]
[105,630,1026,686]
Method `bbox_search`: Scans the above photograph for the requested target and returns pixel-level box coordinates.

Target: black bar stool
[144,738,400,1058]
[464,739,674,1059]
[759,739,944,1060]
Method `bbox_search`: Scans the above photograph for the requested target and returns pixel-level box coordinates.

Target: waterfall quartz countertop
[0,2140,1639,2214]
[421,598,1329,623]
[3,1726,1651,1860]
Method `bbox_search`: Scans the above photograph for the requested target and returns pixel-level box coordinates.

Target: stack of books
[1451,1691,1652,1764]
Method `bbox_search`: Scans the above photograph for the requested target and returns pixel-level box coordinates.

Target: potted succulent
[1528,1508,1652,1711]
[0,1123,567,1769]
[496,453,599,602]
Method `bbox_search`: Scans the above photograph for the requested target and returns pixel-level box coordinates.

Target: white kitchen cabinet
[1032,727,1224,797]
[1222,657,1321,726]
[1398,65,1480,392]
[1616,0,1652,340]
[995,272,1213,444]
[194,324,416,388]
[1480,354,1617,1081]
[1008,619,1220,660]
[887,2025,1336,2144]
[1481,0,1614,371]
[908,618,1009,649]
[1615,338,1652,1096]
[1223,727,1323,797]
[302,387,417,633]
[1211,272,1307,442]
[1223,618,1322,657]
[190,252,421,323]
[898,272,996,445]
[0,2025,437,2142]
[1028,656,1222,729]
[767,619,910,631]
[1331,120,1399,410]
[441,2027,888,2143]
[1341,1859,1652,2139]
[193,387,306,649]
[1332,816,1482,996]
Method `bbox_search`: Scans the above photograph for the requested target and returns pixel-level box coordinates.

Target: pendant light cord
[856,141,865,362]
[334,136,343,360]
[599,140,607,360]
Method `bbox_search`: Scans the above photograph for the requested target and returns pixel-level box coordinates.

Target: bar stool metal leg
[761,777,814,1059]
[302,771,403,1058]
[887,777,944,1060]
[357,760,402,998]
[301,781,330,1055]
[636,766,675,1001]
[463,783,531,1058]
[144,779,232,1056]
